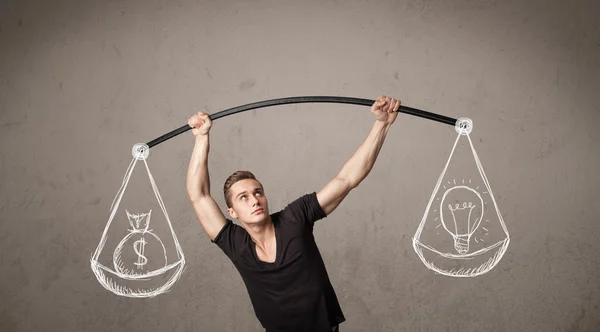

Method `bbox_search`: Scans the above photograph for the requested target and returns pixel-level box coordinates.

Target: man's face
[227,179,269,224]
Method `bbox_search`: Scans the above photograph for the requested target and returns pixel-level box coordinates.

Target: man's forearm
[338,120,392,188]
[186,135,211,200]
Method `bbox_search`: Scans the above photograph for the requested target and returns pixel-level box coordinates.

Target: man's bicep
[190,196,228,241]
[316,176,353,216]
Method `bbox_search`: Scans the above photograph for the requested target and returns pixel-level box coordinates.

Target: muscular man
[186,95,401,332]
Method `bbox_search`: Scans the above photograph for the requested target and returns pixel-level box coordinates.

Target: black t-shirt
[212,192,346,331]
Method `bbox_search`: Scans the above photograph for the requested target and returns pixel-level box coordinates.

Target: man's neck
[243,216,275,249]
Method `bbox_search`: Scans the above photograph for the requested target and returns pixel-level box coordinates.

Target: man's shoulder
[211,218,254,261]
[212,218,249,244]
[283,192,319,209]
[279,192,313,213]
[277,192,325,224]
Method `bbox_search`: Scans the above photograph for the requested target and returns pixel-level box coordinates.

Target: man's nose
[249,195,259,206]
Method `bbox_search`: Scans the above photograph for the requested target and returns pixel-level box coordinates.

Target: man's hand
[188,112,212,137]
[371,95,401,125]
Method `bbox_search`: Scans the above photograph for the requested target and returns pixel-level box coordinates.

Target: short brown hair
[223,171,263,208]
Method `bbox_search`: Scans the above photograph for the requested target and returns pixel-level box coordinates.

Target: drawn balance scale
[90,143,185,298]
[90,96,510,298]
[412,117,510,277]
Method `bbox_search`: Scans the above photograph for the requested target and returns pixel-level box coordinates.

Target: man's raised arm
[186,112,227,241]
[317,95,401,216]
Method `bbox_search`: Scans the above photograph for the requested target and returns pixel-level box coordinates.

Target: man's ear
[228,207,237,219]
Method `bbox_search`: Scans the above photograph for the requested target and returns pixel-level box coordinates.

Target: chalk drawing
[90,143,185,297]
[112,209,168,276]
[413,118,510,277]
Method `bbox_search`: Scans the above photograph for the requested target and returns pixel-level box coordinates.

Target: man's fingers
[385,98,399,112]
[386,99,394,112]
[189,117,202,128]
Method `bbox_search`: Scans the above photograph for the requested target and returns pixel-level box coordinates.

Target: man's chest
[255,238,277,263]
[235,225,325,300]
[245,224,317,268]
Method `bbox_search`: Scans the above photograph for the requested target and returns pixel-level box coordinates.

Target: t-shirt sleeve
[281,192,328,229]
[211,218,249,260]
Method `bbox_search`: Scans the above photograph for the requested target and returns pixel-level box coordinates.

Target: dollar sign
[133,238,148,268]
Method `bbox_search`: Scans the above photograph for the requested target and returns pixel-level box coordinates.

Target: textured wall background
[1,0,599,331]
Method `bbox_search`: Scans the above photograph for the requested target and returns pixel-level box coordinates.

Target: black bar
[146,96,457,148]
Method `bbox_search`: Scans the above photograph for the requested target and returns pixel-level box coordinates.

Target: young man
[186,95,401,332]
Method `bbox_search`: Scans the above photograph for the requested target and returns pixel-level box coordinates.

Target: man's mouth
[253,209,263,215]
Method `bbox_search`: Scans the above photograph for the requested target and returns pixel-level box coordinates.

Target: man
[186,95,401,331]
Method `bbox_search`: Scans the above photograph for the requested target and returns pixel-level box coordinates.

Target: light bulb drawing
[440,185,484,254]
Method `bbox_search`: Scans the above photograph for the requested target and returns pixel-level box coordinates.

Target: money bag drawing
[113,210,167,276]
[91,144,185,298]
[412,118,510,277]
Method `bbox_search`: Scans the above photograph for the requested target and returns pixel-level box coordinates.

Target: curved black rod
[146,96,457,148]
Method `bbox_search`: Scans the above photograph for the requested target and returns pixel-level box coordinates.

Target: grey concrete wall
[1,0,599,331]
